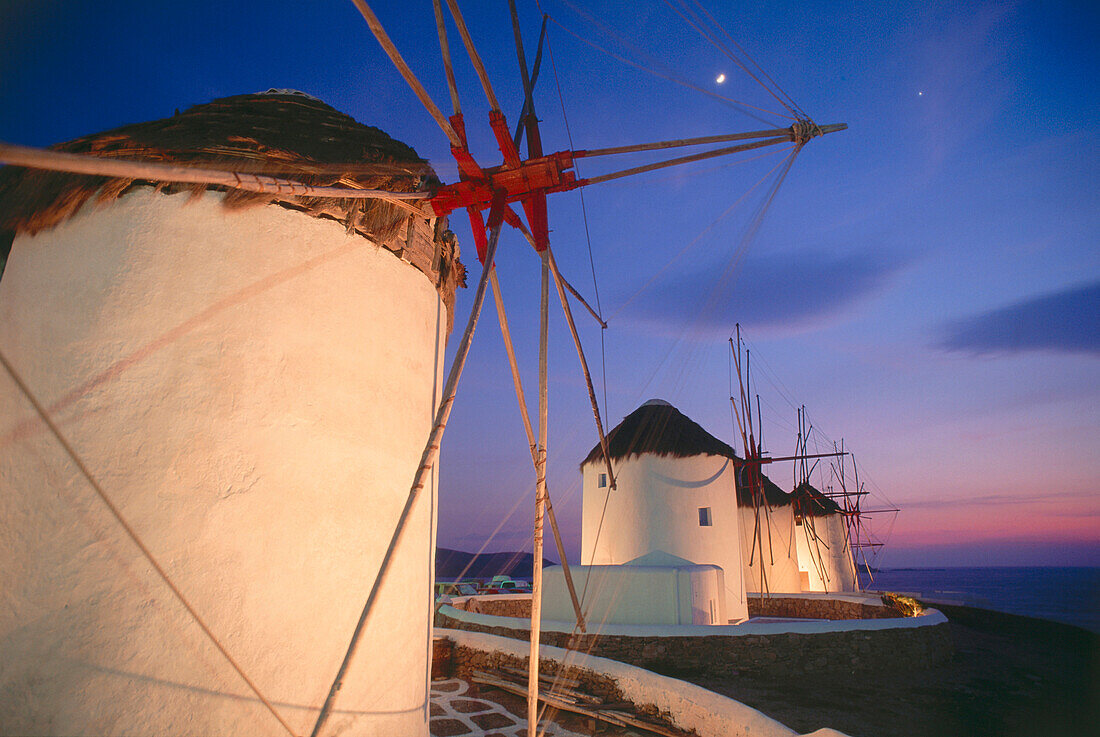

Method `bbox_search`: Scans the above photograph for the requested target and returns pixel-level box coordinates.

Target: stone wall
[450,596,531,618]
[747,596,902,620]
[436,609,952,678]
[449,643,625,704]
[455,593,910,622]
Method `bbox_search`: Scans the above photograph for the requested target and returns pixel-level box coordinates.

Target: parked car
[433,582,477,601]
[498,580,531,594]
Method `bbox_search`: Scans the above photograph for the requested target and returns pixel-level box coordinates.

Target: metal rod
[309,223,502,737]
[489,270,586,632]
[0,142,428,213]
[547,247,616,492]
[0,350,297,737]
[443,0,501,112]
[528,248,551,737]
[432,0,462,116]
[579,136,790,188]
[350,0,463,148]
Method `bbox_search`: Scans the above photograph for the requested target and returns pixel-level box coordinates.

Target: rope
[606,145,792,323]
[543,8,791,125]
[0,349,297,737]
[662,0,797,117]
[686,0,810,120]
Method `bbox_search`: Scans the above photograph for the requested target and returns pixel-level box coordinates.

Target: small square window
[598,473,608,488]
[698,507,712,526]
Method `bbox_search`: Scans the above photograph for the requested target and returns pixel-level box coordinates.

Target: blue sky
[2,0,1097,566]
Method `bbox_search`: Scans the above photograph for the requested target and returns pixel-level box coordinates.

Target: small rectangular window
[598,473,608,488]
[698,507,712,526]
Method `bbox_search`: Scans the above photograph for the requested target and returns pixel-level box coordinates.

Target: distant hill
[436,547,556,580]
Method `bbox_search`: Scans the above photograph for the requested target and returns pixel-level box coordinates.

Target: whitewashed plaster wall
[795,514,859,594]
[581,454,749,622]
[0,188,447,736]
[542,561,727,626]
[738,504,803,594]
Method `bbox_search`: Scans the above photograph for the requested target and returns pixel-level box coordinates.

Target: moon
[716,73,726,84]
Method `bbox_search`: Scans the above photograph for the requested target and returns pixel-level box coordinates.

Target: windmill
[729,328,846,596]
[826,442,900,582]
[0,2,848,735]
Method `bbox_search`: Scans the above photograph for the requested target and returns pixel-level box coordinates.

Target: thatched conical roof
[735,465,792,507]
[582,399,738,466]
[582,399,792,506]
[792,481,843,516]
[0,91,465,322]
[0,91,435,241]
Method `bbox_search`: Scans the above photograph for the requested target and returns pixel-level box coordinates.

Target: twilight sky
[2,0,1097,567]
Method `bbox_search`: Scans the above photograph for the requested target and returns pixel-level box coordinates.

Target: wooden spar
[577,128,788,157]
[509,0,534,114]
[432,0,462,116]
[308,223,503,737]
[488,270,586,633]
[744,450,846,465]
[512,17,549,149]
[484,3,584,634]
[444,0,501,113]
[548,247,617,492]
[0,351,299,737]
[528,249,550,737]
[0,142,428,214]
[579,136,789,188]
[575,123,844,159]
[350,0,462,149]
[558,268,606,328]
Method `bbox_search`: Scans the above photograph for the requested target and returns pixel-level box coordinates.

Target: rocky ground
[687,604,1098,737]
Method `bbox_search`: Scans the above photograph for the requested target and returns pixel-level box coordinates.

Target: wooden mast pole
[503,0,586,635]
[489,271,586,632]
[528,249,551,737]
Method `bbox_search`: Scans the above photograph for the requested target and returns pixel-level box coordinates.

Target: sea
[859,566,1100,634]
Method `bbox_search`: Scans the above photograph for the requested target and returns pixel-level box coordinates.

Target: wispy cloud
[897,489,1097,510]
[937,281,1100,356]
[620,246,907,335]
